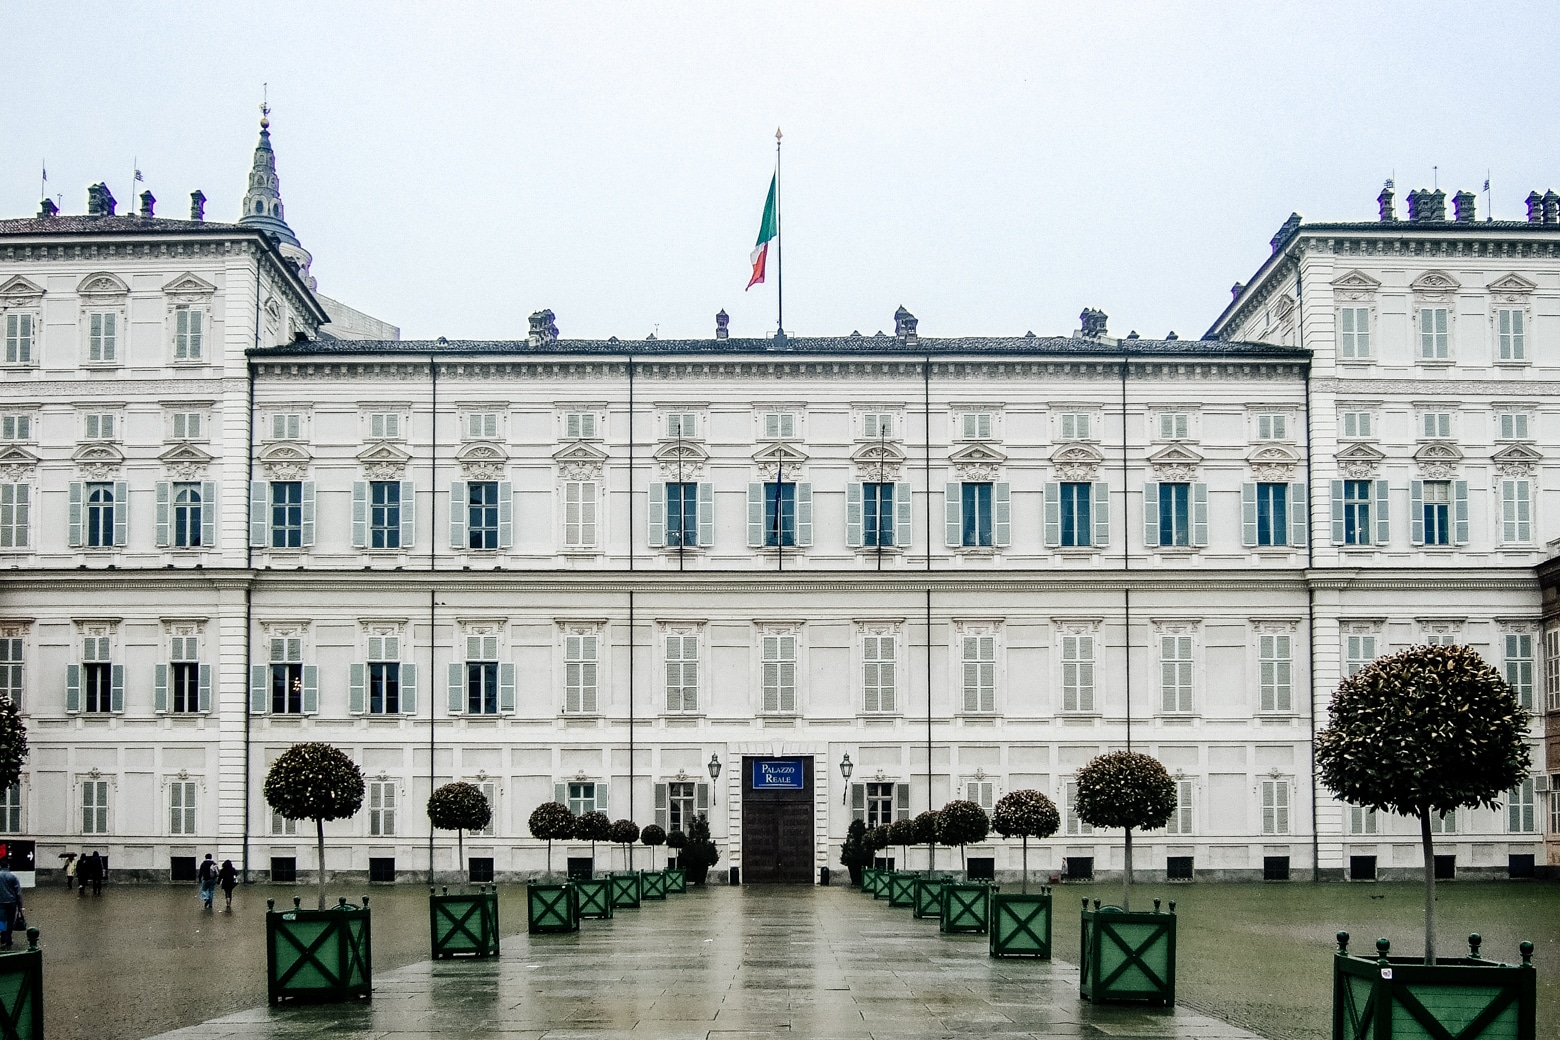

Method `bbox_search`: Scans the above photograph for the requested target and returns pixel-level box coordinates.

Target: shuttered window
[88,312,117,362]
[1259,634,1292,712]
[564,633,598,714]
[665,635,699,712]
[1061,635,1094,712]
[1497,308,1526,361]
[82,780,109,834]
[1261,780,1289,835]
[761,634,796,713]
[169,781,197,835]
[174,307,203,359]
[863,635,896,713]
[1339,306,1370,358]
[1419,307,1449,359]
[4,313,34,363]
[1160,635,1194,713]
[1504,633,1534,710]
[563,481,597,548]
[369,781,397,836]
[962,635,995,713]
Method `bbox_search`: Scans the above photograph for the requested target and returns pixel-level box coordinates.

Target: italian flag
[746,173,778,289]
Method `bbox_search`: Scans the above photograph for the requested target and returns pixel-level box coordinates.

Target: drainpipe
[1295,264,1322,883]
[427,352,438,883]
[1119,342,1132,752]
[241,247,262,883]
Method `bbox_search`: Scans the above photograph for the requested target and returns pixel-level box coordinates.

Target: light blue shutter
[1409,481,1425,545]
[250,665,267,713]
[1092,482,1110,548]
[993,482,1010,546]
[655,783,668,829]
[112,480,128,545]
[696,783,709,810]
[300,481,315,546]
[1289,483,1306,547]
[449,481,467,548]
[846,483,863,547]
[66,664,81,711]
[156,482,171,547]
[448,662,464,713]
[301,665,318,713]
[352,482,368,548]
[400,481,416,547]
[1453,480,1469,545]
[1191,483,1208,547]
[250,482,268,547]
[499,663,516,712]
[1373,480,1390,546]
[1330,480,1346,544]
[796,483,813,546]
[697,482,714,548]
[1044,482,1061,547]
[596,782,609,814]
[554,783,567,805]
[945,483,961,546]
[1241,483,1258,547]
[648,482,666,547]
[349,663,366,713]
[497,481,513,548]
[1143,482,1160,547]
[111,664,124,711]
[201,481,217,547]
[69,483,84,546]
[154,664,168,711]
[400,663,417,714]
[747,483,763,546]
[895,482,912,548]
[198,664,211,712]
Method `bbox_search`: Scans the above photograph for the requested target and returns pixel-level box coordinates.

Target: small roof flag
[746,173,778,290]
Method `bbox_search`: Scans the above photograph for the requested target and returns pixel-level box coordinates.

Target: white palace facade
[0,128,1557,884]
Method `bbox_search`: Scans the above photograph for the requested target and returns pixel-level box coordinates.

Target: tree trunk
[1122,826,1133,911]
[315,817,326,911]
[546,839,553,877]
[1021,836,1029,894]
[928,840,936,874]
[1421,809,1437,965]
[457,829,465,881]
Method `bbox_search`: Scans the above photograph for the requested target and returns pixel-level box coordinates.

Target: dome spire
[239,98,301,249]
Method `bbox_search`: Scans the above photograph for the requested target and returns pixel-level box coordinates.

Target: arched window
[173,483,203,548]
[254,201,264,214]
[86,484,115,547]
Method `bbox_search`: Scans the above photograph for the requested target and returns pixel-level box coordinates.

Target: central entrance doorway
[741,756,814,883]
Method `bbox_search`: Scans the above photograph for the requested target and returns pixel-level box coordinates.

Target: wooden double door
[741,756,814,883]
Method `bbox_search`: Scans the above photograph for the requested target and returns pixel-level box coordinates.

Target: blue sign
[751,758,805,790]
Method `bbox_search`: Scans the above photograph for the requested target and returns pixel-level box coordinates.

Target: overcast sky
[4,2,1557,342]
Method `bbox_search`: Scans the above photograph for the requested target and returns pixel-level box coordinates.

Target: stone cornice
[1315,377,1560,396]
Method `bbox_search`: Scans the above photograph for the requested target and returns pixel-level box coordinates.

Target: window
[0,484,29,548]
[271,810,297,836]
[368,635,401,714]
[1422,630,1458,647]
[1551,779,1560,836]
[174,307,203,360]
[1166,779,1194,835]
[1505,633,1535,710]
[1339,480,1374,546]
[88,312,117,362]
[1420,481,1451,546]
[169,781,197,835]
[1497,308,1526,361]
[1548,629,1560,712]
[86,483,114,549]
[466,481,500,549]
[1341,411,1373,439]
[563,481,597,548]
[566,781,600,817]
[4,313,34,363]
[665,634,699,712]
[1059,482,1092,547]
[1157,482,1191,547]
[1059,413,1091,440]
[1065,781,1093,835]
[1508,778,1535,833]
[270,637,304,714]
[1501,479,1532,543]
[1259,634,1292,712]
[865,782,896,828]
[961,634,995,712]
[1421,412,1452,439]
[474,781,497,836]
[171,483,204,548]
[1160,635,1194,713]
[665,781,697,834]
[1349,804,1377,835]
[0,415,30,442]
[665,482,699,548]
[1419,307,1449,360]
[1254,483,1289,547]
[1261,780,1290,835]
[84,413,116,440]
[763,481,797,547]
[369,481,401,549]
[1430,809,1456,834]
[368,781,397,836]
[0,636,20,709]
[1497,413,1531,440]
[761,633,796,713]
[168,633,202,713]
[368,412,400,439]
[762,412,797,439]
[564,632,597,714]
[0,785,19,833]
[466,412,498,439]
[271,481,303,548]
[666,413,696,439]
[84,636,113,712]
[1339,306,1370,359]
[171,412,202,440]
[271,413,302,440]
[863,412,893,439]
[1158,413,1190,440]
[466,635,500,714]
[1256,414,1288,441]
[1060,634,1094,712]
[863,633,896,712]
[862,482,894,547]
[961,413,994,440]
[82,780,109,834]
[564,412,596,439]
[947,481,1008,549]
[964,779,996,811]
[962,482,994,547]
[1345,633,1377,677]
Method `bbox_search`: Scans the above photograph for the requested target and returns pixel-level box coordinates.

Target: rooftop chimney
[1407,189,1446,222]
[38,198,58,219]
[1079,307,1108,339]
[1452,191,1475,222]
[893,306,918,343]
[1377,184,1396,222]
[715,309,729,340]
[1545,191,1559,224]
[1525,192,1543,222]
[1231,282,1244,300]
[190,190,206,222]
[527,309,559,346]
[1269,212,1301,253]
[86,182,116,218]
[139,190,156,219]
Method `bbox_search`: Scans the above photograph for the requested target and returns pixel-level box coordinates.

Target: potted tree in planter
[913,809,942,874]
[261,743,371,1004]
[840,819,873,889]
[525,801,578,934]
[868,825,893,900]
[679,813,720,886]
[886,818,920,907]
[906,811,942,917]
[608,819,642,908]
[663,827,687,892]
[527,800,575,879]
[425,782,498,958]
[639,824,668,899]
[990,789,1060,958]
[936,800,993,933]
[1317,643,1536,1039]
[575,809,611,879]
[1074,751,1179,1005]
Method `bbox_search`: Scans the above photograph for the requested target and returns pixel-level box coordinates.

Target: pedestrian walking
[197,854,217,909]
[0,858,22,950]
[75,849,91,898]
[218,859,238,912]
[82,850,103,896]
[62,852,77,890]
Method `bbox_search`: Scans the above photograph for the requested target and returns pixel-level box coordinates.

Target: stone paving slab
[143,885,1263,1040]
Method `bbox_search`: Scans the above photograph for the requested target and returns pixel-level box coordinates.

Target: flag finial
[775,127,782,141]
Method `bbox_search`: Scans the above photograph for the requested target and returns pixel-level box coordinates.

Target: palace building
[0,123,1553,883]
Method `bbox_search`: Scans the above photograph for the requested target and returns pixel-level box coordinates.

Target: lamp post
[839,753,853,804]
[707,753,721,781]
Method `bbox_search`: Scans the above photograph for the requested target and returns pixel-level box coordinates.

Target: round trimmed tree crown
[911,809,940,845]
[575,810,612,844]
[609,818,641,845]
[992,789,1060,840]
[1073,751,1177,832]
[263,742,365,823]
[887,818,918,847]
[527,801,576,842]
[427,781,492,833]
[935,800,990,847]
[640,823,667,847]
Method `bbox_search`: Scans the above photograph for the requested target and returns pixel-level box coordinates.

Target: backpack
[198,859,215,881]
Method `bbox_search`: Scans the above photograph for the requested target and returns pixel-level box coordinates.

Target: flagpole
[775,127,783,337]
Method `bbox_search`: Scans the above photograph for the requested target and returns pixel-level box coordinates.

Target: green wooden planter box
[888,871,918,907]
[1079,899,1176,1006]
[872,869,893,900]
[940,881,992,934]
[429,887,500,958]
[640,870,668,900]
[664,867,686,893]
[913,877,945,919]
[266,898,373,1005]
[990,888,1053,958]
[861,867,877,892]
[1332,932,1536,1040]
[573,876,614,920]
[610,871,642,909]
[526,882,578,934]
[0,928,43,1040]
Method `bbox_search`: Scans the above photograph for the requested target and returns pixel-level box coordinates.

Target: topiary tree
[936,799,990,872]
[576,809,612,869]
[665,826,687,862]
[1074,751,1177,910]
[427,781,492,877]
[528,801,576,877]
[640,823,667,869]
[840,819,873,880]
[1316,643,1530,963]
[869,823,891,868]
[888,818,918,870]
[913,809,940,871]
[680,812,720,883]
[0,696,28,795]
[263,742,365,909]
[609,818,640,870]
[992,789,1060,892]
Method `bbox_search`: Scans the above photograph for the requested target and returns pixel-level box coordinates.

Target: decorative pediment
[1335,441,1385,479]
[1146,442,1203,480]
[1413,441,1463,479]
[1331,270,1382,292]
[0,445,39,480]
[1050,443,1103,481]
[1246,444,1300,481]
[72,441,125,479]
[653,438,709,480]
[162,272,217,299]
[1492,442,1542,477]
[357,441,412,480]
[948,441,1007,482]
[77,272,129,297]
[753,441,809,480]
[0,275,44,302]
[158,442,214,479]
[553,440,609,481]
[1487,273,1536,294]
[258,440,313,480]
[455,439,509,480]
[1410,270,1460,295]
[850,440,907,480]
